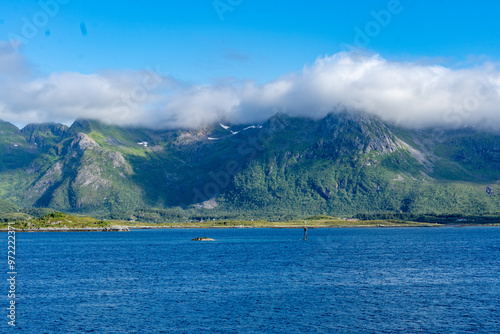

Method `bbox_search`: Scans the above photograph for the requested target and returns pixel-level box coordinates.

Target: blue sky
[1,0,499,83]
[0,0,499,129]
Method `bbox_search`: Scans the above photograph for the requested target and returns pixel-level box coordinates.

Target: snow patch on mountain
[243,125,263,131]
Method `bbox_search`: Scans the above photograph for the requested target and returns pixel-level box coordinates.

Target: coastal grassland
[119,215,439,229]
[0,204,496,231]
[0,212,112,230]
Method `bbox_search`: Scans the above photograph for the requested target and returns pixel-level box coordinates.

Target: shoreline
[0,226,130,232]
[124,224,498,229]
[2,223,498,232]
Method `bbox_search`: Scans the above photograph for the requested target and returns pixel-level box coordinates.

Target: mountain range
[0,112,498,221]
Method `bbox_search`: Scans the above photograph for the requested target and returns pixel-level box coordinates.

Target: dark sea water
[1,227,500,333]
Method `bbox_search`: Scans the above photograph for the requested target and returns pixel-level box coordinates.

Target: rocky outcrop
[28,162,63,199]
[194,198,218,209]
[70,133,99,155]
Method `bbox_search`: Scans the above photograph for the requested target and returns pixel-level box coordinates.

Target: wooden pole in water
[303,220,308,241]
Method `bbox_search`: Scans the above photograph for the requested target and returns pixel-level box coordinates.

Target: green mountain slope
[0,113,497,219]
[21,122,69,152]
[219,113,498,216]
[0,120,39,171]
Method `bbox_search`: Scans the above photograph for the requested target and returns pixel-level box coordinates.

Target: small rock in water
[191,237,215,241]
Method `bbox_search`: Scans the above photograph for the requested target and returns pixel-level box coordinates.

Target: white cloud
[1,42,500,130]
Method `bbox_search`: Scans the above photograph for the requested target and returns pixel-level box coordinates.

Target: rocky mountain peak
[265,112,293,132]
[316,111,401,154]
[20,122,68,148]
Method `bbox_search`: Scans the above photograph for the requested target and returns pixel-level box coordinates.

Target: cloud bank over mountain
[1,41,500,130]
